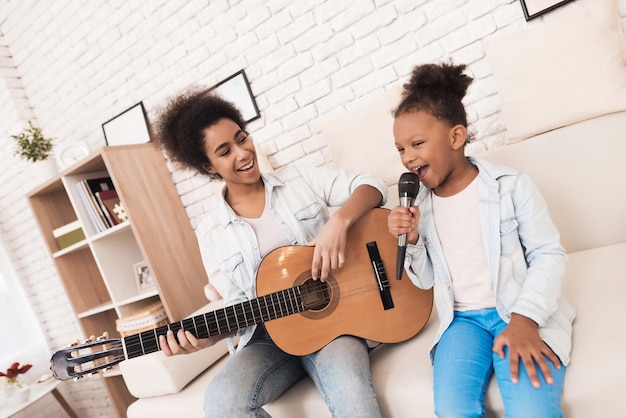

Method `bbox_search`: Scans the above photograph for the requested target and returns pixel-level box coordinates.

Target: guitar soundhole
[301,278,331,310]
[295,272,339,320]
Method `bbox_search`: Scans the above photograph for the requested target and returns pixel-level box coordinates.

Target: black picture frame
[519,0,575,21]
[102,102,152,146]
[207,69,260,123]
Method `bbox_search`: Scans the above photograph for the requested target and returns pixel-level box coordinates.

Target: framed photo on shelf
[102,102,152,146]
[519,0,575,21]
[133,261,155,292]
[207,69,260,123]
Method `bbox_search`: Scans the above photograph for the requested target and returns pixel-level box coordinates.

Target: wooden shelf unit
[27,143,209,416]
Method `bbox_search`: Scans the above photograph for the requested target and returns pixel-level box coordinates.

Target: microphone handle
[398,233,407,247]
[399,195,414,209]
[396,244,407,280]
[396,194,415,280]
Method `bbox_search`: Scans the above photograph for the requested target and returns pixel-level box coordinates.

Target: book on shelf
[75,177,118,232]
[76,181,104,232]
[95,189,124,226]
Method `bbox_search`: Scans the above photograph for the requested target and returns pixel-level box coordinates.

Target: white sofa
[121,77,626,416]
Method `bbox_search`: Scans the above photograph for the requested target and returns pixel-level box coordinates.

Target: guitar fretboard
[122,286,305,359]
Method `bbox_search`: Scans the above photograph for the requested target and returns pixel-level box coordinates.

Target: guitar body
[257,208,433,355]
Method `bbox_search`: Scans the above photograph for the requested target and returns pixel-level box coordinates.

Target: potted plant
[11,120,57,181]
[0,362,33,405]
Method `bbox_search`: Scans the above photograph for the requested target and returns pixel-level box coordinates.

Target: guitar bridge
[366,241,394,310]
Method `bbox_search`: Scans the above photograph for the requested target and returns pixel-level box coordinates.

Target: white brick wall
[1,1,625,416]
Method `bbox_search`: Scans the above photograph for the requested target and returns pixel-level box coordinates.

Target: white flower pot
[1,384,31,406]
[32,158,59,183]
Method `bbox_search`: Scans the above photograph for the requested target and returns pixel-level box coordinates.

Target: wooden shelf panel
[102,144,209,321]
[54,247,110,313]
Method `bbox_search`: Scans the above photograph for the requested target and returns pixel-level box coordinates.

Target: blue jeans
[433,309,565,418]
[204,326,381,417]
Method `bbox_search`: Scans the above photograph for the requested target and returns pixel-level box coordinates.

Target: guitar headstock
[50,333,125,381]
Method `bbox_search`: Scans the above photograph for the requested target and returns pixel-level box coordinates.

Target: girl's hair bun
[394,62,473,139]
[403,62,472,103]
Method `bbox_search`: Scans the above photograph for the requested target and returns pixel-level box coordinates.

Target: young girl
[387,62,576,417]
[154,88,387,417]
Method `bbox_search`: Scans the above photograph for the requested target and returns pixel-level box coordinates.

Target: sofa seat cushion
[559,242,626,417]
[127,354,230,418]
[264,312,505,418]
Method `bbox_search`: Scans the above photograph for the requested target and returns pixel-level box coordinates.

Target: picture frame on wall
[102,102,152,146]
[519,0,575,21]
[133,261,155,293]
[208,69,261,123]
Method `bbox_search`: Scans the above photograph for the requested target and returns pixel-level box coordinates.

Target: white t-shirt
[241,193,290,259]
[432,176,495,311]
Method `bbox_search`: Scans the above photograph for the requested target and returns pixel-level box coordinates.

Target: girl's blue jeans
[204,325,381,417]
[433,308,565,418]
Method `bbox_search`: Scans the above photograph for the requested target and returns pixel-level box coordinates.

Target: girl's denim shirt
[405,157,576,365]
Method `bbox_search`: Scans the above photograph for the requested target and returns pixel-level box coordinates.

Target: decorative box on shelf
[116,302,169,337]
[52,220,85,250]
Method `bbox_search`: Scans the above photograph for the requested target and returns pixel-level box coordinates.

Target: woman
[154,87,387,418]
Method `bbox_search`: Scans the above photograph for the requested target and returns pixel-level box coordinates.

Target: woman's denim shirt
[405,157,576,365]
[196,164,387,351]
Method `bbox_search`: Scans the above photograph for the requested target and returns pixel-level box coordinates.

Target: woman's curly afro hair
[394,62,474,142]
[154,86,247,179]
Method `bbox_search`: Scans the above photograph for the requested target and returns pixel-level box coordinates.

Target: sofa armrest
[119,301,230,398]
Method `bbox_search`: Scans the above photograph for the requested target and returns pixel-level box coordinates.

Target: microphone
[396,172,420,280]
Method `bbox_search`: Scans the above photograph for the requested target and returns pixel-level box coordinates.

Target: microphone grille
[398,172,419,197]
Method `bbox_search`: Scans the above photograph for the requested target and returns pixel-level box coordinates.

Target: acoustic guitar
[50,208,433,381]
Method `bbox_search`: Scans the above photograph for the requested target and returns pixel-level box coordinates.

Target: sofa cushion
[120,301,230,398]
[321,83,405,190]
[558,242,626,417]
[478,110,626,254]
[127,354,230,418]
[483,0,626,143]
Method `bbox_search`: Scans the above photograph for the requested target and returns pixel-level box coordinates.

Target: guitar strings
[122,279,390,357]
[65,277,397,375]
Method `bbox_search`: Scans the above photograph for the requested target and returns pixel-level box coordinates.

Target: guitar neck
[122,285,306,359]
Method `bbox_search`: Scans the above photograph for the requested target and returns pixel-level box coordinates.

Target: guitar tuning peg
[69,338,80,347]
[73,376,83,382]
[96,332,109,341]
